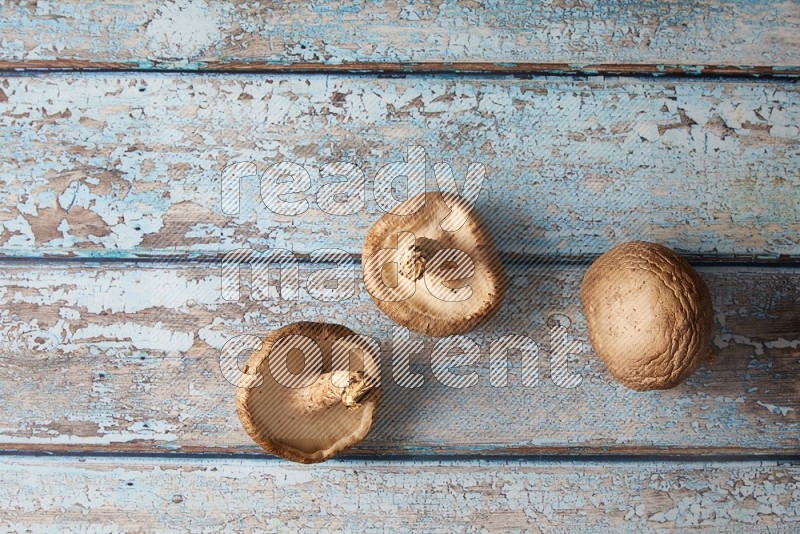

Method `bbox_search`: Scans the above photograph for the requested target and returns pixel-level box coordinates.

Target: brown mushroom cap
[236,322,381,463]
[362,191,506,337]
[580,241,713,391]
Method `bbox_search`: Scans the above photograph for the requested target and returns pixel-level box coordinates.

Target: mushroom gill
[362,190,506,337]
[236,322,381,463]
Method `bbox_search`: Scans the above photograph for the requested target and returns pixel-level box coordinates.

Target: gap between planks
[1,449,799,465]
[1,61,799,78]
[0,254,799,268]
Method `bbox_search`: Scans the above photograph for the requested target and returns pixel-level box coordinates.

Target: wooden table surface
[1,1,798,532]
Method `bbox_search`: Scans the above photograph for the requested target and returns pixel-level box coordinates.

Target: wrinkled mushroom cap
[362,191,506,337]
[236,322,381,463]
[581,241,714,390]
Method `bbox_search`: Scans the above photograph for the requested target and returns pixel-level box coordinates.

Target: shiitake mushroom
[581,241,714,390]
[362,190,506,337]
[236,322,381,463]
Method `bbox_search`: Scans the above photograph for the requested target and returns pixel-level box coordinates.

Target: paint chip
[145,0,226,58]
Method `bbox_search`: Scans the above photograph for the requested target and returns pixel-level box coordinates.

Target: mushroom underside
[363,191,506,337]
[236,323,381,463]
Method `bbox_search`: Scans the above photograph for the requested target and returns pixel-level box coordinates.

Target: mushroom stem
[398,236,443,280]
[297,370,375,414]
[342,371,375,409]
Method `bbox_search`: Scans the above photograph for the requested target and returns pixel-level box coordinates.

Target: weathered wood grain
[0,74,798,259]
[0,262,796,455]
[2,456,799,532]
[1,0,799,74]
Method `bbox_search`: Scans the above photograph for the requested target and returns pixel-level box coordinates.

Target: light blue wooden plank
[2,456,799,531]
[0,0,798,73]
[0,262,796,454]
[0,74,798,259]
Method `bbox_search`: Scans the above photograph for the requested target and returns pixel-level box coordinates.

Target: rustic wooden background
[1,1,798,531]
